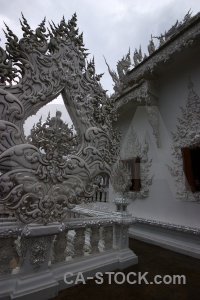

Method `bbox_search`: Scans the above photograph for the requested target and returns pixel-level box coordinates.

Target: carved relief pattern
[106,11,197,92]
[0,14,120,224]
[168,79,200,201]
[0,238,18,274]
[122,12,200,86]
[115,80,160,147]
[104,49,131,94]
[121,127,153,199]
[145,87,160,148]
[29,236,53,270]
[115,80,148,110]
[90,227,100,254]
[102,226,113,250]
[20,236,53,270]
[134,216,200,235]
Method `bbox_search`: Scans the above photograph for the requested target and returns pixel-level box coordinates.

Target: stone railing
[0,205,16,222]
[0,215,138,300]
[86,187,109,203]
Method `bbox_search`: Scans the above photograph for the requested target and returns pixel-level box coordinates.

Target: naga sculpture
[0,13,120,224]
[104,49,131,94]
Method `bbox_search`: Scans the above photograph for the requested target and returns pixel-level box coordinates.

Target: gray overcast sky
[0,0,200,95]
[1,0,200,134]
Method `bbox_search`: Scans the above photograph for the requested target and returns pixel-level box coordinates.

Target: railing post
[52,230,68,264]
[20,235,54,274]
[90,226,100,254]
[73,228,85,258]
[101,225,113,251]
[114,224,129,250]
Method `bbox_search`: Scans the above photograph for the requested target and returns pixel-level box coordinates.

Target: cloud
[0,0,199,94]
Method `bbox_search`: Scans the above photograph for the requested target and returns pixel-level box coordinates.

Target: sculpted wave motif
[120,127,153,199]
[168,79,200,201]
[0,14,120,223]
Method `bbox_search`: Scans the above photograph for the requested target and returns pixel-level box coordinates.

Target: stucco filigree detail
[115,80,148,110]
[146,96,160,148]
[121,127,153,199]
[0,14,120,224]
[20,236,53,270]
[116,11,200,86]
[168,79,200,201]
[104,49,131,94]
[114,79,160,147]
[30,236,53,270]
[134,216,200,235]
[111,161,132,196]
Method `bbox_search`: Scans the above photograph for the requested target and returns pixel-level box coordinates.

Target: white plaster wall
[111,49,200,228]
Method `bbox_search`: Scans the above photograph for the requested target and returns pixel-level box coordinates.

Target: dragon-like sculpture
[104,49,131,94]
[0,13,120,224]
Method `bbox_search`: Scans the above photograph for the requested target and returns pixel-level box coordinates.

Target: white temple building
[0,9,200,300]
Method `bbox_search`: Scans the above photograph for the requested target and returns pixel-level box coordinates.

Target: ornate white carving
[115,80,160,147]
[145,82,160,148]
[168,79,200,201]
[115,80,148,110]
[0,14,121,224]
[107,11,198,92]
[134,217,200,235]
[104,49,131,94]
[20,236,53,270]
[122,11,200,85]
[121,127,153,199]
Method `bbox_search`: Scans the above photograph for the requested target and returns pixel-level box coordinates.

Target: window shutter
[133,156,141,191]
[181,147,195,192]
[121,158,141,192]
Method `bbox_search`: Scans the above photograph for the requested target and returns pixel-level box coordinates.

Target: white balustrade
[0,216,138,300]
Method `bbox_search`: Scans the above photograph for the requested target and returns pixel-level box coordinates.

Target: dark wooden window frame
[181,147,200,192]
[121,157,141,192]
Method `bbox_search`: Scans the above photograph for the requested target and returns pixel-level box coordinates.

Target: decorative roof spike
[104,55,118,81]
[49,21,58,37]
[183,9,192,23]
[59,16,67,32]
[47,28,53,38]
[3,22,19,53]
[67,13,79,37]
[51,21,59,31]
[35,17,47,40]
[86,58,95,77]
[95,73,104,81]
[20,13,33,37]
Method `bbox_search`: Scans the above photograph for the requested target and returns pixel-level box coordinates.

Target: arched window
[121,157,141,192]
[181,147,200,192]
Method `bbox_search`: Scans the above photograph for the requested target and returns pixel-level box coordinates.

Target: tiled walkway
[52,238,200,300]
